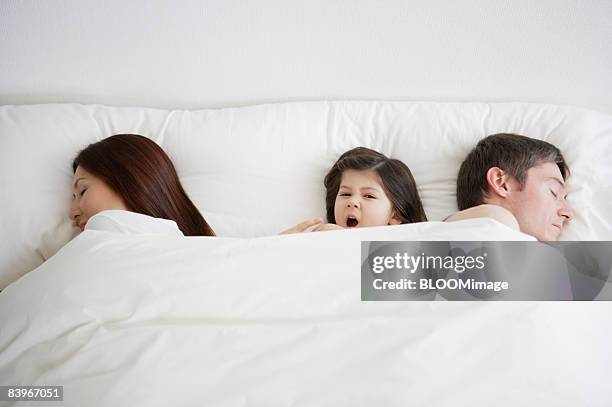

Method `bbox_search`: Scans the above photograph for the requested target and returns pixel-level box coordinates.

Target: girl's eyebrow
[73,177,86,189]
[339,185,380,191]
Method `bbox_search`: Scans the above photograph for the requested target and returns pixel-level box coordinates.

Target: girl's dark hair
[323,147,427,224]
[72,134,215,236]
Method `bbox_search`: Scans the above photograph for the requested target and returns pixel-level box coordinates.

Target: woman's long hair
[73,134,215,236]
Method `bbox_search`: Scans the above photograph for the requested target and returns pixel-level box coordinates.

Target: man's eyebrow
[73,177,86,189]
[547,177,565,188]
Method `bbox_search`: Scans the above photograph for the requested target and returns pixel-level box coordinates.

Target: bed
[1,101,611,405]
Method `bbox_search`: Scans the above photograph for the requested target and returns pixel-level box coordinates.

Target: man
[447,133,574,241]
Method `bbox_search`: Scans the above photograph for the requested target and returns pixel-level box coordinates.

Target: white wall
[1,0,611,113]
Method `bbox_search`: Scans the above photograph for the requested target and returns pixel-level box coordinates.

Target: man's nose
[559,202,574,222]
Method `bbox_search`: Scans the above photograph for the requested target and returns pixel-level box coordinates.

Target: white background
[1,0,611,113]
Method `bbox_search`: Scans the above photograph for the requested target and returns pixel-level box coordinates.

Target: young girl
[70,134,215,236]
[284,147,427,233]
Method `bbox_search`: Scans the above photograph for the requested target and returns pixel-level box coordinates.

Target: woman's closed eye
[550,189,558,199]
[339,192,351,197]
[80,188,87,197]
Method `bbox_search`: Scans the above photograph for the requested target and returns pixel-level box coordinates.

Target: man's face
[505,162,573,241]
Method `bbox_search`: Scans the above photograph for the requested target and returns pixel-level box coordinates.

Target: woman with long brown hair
[70,134,214,236]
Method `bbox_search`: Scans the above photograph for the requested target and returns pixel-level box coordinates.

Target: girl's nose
[346,197,360,208]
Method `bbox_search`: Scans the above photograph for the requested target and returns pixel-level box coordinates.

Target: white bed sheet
[84,210,184,236]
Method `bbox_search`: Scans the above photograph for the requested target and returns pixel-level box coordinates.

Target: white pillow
[1,102,611,289]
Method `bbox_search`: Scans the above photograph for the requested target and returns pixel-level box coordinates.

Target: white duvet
[1,219,610,406]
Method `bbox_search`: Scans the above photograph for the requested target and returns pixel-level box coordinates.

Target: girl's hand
[311,223,344,232]
[280,218,323,234]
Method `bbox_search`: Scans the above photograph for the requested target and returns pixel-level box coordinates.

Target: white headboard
[1,0,611,113]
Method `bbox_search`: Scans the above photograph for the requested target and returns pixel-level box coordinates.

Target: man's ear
[485,166,511,198]
[389,214,402,225]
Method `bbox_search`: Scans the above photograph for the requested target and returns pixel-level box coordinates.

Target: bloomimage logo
[369,250,508,293]
[361,241,612,301]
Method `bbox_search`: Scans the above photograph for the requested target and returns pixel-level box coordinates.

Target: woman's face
[69,166,127,231]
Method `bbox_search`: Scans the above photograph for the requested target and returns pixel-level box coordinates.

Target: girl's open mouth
[346,216,359,227]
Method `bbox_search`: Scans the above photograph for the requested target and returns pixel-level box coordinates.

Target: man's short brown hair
[456,133,569,210]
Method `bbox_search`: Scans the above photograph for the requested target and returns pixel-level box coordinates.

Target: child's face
[69,166,128,231]
[334,169,400,228]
